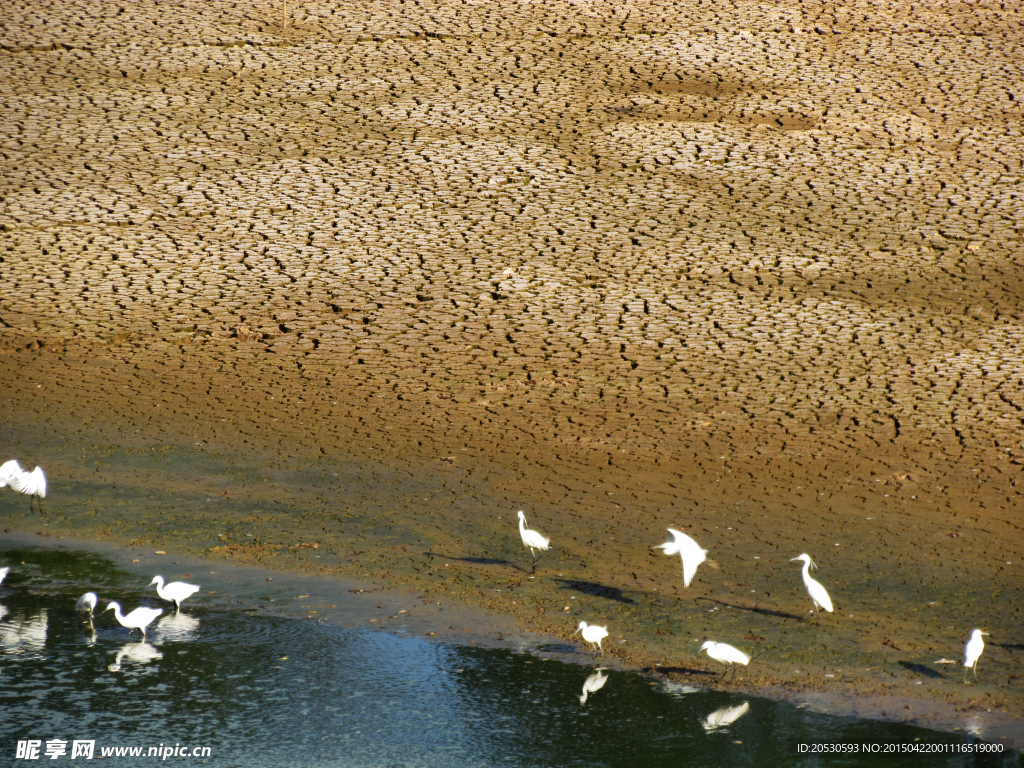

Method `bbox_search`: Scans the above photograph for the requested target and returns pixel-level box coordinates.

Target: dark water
[0,547,1018,768]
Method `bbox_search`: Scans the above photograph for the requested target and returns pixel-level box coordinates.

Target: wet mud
[1,0,1022,748]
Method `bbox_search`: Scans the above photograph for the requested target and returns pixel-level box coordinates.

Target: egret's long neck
[154,577,166,598]
[111,604,124,623]
[802,561,812,580]
[518,516,526,534]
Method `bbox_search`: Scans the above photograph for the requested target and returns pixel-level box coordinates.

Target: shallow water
[0,545,1018,768]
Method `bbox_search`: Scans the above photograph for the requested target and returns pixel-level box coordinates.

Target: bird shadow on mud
[552,578,635,604]
[647,665,718,678]
[898,661,943,679]
[696,597,802,621]
[424,552,528,572]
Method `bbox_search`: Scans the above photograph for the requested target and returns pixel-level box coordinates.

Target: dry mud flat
[1,0,1023,745]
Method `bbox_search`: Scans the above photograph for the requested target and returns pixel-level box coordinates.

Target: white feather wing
[673,530,708,587]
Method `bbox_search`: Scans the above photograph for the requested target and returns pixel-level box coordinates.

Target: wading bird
[700,641,750,681]
[964,629,988,683]
[574,621,609,655]
[791,554,833,619]
[0,461,46,512]
[149,575,200,610]
[102,601,163,639]
[653,528,708,587]
[0,566,8,586]
[579,668,608,704]
[76,592,98,617]
[516,511,550,573]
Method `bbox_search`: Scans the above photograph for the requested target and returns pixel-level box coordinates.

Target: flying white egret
[702,701,750,732]
[700,641,750,681]
[573,621,609,655]
[516,511,550,572]
[653,528,708,587]
[102,601,163,639]
[76,592,98,617]
[0,566,9,586]
[964,629,988,683]
[791,554,834,619]
[579,668,608,704]
[149,575,201,610]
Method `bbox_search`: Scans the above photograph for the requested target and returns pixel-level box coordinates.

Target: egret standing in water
[76,592,98,617]
[102,601,162,639]
[791,554,834,619]
[964,629,988,683]
[700,641,750,681]
[653,528,708,587]
[516,511,550,573]
[573,621,609,655]
[149,575,200,610]
[0,566,8,586]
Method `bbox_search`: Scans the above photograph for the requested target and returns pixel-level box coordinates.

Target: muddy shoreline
[1,380,1021,747]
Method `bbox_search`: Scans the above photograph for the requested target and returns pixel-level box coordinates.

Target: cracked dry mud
[1,0,1022,743]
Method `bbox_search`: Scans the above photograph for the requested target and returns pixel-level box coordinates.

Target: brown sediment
[1,0,1022,747]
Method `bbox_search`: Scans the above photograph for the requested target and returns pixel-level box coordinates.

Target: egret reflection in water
[655,680,700,698]
[0,608,47,653]
[155,609,199,642]
[79,616,97,645]
[579,668,608,704]
[702,702,750,733]
[108,641,163,672]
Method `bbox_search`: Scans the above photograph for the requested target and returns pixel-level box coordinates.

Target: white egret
[791,554,834,619]
[702,701,750,732]
[1,462,46,512]
[76,592,98,616]
[573,621,609,655]
[579,668,608,704]
[149,575,200,610]
[516,511,550,572]
[0,566,9,586]
[700,640,750,680]
[963,629,988,683]
[102,601,163,639]
[653,528,708,587]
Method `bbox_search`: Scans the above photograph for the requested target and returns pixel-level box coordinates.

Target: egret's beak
[789,557,800,562]
[101,604,112,613]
